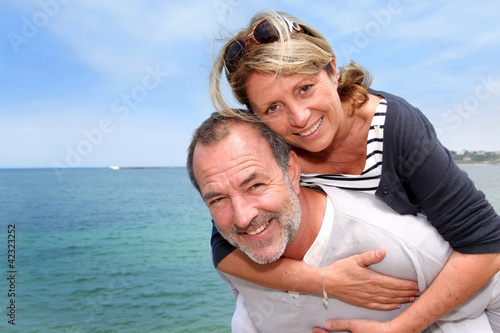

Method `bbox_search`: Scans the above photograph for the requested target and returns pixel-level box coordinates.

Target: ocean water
[0,168,233,333]
[1,165,499,332]
[460,165,500,208]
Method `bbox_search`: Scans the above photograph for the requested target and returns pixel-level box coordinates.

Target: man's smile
[246,220,271,235]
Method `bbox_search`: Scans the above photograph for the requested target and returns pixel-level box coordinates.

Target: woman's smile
[297,116,323,137]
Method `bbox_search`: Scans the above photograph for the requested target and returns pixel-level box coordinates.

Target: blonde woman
[208,10,500,332]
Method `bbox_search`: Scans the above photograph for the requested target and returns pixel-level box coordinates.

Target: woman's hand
[312,318,392,333]
[325,248,419,310]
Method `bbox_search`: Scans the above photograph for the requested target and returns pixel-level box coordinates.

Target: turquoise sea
[1,167,233,333]
[1,165,499,332]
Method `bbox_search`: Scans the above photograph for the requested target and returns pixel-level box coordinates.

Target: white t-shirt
[218,186,500,333]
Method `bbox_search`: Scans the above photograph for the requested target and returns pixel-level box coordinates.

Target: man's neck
[282,187,327,261]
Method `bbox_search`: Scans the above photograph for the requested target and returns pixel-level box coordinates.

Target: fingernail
[376,249,382,256]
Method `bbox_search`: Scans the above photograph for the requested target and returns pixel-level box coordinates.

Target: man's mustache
[232,211,279,233]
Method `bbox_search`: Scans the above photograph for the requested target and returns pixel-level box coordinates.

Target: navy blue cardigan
[210,89,500,267]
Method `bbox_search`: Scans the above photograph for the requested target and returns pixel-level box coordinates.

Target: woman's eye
[265,104,279,115]
[300,85,312,94]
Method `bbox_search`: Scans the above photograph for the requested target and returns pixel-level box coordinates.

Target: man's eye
[250,183,264,190]
[209,197,224,205]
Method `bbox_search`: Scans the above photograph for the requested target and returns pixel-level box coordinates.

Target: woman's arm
[382,94,500,253]
[315,252,500,333]
[217,247,419,310]
[322,94,500,331]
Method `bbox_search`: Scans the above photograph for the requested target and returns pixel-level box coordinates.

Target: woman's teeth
[299,117,323,137]
[247,221,270,235]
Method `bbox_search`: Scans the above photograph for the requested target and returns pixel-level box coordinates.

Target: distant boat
[109,166,120,170]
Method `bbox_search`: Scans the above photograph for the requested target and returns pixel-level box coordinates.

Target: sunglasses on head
[223,16,308,73]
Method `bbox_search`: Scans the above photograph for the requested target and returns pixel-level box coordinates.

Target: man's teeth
[299,117,323,137]
[247,221,270,236]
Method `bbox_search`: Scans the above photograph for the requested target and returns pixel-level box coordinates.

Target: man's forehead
[193,123,276,183]
[199,122,268,157]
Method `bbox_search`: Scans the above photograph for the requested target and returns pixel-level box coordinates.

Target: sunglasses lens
[223,19,283,73]
[253,20,279,44]
[224,39,246,72]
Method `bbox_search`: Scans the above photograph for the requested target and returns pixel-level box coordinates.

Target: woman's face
[245,68,343,153]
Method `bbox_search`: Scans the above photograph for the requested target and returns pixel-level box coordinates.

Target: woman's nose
[287,104,310,128]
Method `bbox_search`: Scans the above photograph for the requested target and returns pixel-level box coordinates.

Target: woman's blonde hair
[209,10,372,120]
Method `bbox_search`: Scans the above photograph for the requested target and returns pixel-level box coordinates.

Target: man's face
[193,123,302,264]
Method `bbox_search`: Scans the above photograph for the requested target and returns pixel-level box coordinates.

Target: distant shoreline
[456,163,500,166]
[0,166,187,170]
[109,166,185,170]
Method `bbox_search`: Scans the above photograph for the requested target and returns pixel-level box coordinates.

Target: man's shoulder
[321,186,440,245]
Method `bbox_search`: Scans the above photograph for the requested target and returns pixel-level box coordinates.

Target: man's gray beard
[217,178,302,264]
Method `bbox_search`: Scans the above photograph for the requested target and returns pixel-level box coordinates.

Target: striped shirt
[300,99,387,194]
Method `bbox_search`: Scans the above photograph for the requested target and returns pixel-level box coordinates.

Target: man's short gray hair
[186,111,291,193]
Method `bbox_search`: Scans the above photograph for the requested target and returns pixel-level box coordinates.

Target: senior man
[187,113,500,333]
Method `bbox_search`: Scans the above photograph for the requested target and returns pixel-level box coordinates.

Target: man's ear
[287,150,301,195]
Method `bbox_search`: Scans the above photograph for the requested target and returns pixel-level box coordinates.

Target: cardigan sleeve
[380,90,500,254]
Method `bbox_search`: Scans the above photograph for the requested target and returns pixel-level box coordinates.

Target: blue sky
[1,0,500,168]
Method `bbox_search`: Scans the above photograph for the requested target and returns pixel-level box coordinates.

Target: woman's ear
[331,58,337,71]
[287,150,302,195]
[329,58,338,83]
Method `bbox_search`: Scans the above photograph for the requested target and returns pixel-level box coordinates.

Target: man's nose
[232,196,258,229]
